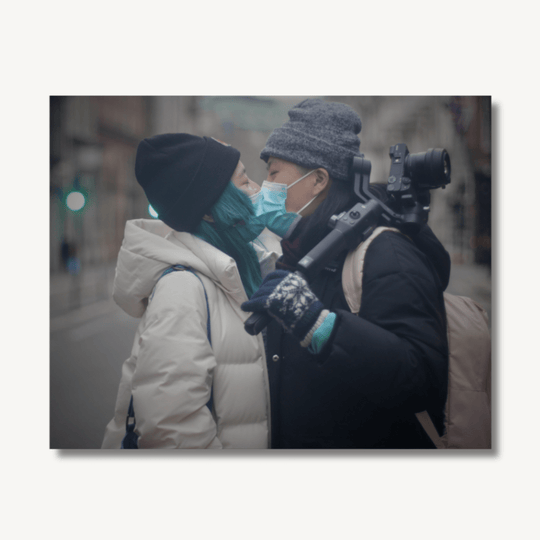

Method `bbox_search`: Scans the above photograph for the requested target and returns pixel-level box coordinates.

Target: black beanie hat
[260,99,362,182]
[135,133,240,232]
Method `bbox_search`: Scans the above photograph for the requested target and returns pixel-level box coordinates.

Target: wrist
[307,311,337,354]
[300,309,330,348]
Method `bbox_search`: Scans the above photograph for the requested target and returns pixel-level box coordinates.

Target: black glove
[242,270,328,347]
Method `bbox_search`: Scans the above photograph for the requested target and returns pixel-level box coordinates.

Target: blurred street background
[50,96,492,449]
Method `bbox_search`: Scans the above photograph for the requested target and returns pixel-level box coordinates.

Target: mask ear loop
[287,169,316,189]
[289,170,317,214]
[297,195,318,215]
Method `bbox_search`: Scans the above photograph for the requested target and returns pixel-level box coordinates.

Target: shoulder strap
[415,411,445,449]
[342,226,401,314]
[151,264,212,344]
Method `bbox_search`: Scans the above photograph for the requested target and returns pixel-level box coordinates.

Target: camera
[387,144,450,197]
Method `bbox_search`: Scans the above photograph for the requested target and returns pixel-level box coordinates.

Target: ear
[312,168,330,195]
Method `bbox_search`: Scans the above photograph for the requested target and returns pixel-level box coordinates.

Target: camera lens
[406,148,451,189]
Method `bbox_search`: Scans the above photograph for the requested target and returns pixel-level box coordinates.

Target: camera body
[379,143,451,230]
[388,143,451,194]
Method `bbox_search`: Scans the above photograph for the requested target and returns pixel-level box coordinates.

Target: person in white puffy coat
[102,134,286,449]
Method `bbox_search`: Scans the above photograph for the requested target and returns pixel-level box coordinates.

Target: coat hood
[113,219,246,318]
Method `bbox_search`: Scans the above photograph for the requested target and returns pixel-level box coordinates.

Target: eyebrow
[266,158,275,171]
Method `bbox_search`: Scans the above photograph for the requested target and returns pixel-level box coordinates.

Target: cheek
[285,188,303,212]
[248,180,260,193]
[286,183,315,213]
[239,185,254,196]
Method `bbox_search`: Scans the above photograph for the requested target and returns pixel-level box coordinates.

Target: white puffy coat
[101,219,273,449]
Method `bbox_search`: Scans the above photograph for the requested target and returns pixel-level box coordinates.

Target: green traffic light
[66,191,86,212]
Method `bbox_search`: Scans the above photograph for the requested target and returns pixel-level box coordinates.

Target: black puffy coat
[265,225,451,449]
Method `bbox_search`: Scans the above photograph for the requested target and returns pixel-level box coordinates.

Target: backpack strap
[342,226,401,314]
[415,411,445,449]
[340,226,444,449]
[122,264,213,449]
[155,265,212,343]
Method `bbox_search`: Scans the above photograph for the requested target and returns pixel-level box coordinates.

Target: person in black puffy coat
[241,99,450,449]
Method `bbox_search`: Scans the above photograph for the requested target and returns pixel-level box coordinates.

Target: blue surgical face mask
[248,184,302,239]
[262,169,318,214]
[231,169,315,243]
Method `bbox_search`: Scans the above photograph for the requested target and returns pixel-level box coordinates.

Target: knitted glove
[242,270,330,347]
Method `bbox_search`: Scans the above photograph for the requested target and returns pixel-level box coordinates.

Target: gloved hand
[242,270,329,348]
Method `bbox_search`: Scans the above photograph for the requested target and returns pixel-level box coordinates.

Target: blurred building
[448,96,491,266]
[50,96,152,273]
[50,96,490,314]
[151,96,301,183]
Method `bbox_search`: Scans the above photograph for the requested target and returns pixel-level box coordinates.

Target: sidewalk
[50,263,117,321]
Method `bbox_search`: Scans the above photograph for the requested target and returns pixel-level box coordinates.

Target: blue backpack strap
[121,395,138,449]
[121,264,213,449]
[168,265,212,344]
[167,265,214,413]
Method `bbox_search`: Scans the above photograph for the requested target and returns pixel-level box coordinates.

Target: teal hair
[194,182,262,298]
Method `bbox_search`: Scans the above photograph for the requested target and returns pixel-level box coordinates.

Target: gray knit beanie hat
[260,98,362,182]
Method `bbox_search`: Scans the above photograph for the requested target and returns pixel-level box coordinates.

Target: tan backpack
[342,227,492,449]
